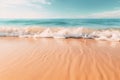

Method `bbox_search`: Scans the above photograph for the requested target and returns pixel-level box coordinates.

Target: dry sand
[0,37,120,80]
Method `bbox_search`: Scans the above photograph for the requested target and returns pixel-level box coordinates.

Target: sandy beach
[0,37,120,80]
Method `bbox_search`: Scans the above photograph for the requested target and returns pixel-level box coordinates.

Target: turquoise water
[0,19,120,29]
[0,19,120,41]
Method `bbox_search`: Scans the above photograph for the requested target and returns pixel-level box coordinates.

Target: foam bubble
[0,27,120,42]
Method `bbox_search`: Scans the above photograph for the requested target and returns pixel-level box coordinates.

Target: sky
[0,0,120,18]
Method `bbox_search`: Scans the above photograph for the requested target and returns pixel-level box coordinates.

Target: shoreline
[0,27,120,41]
[0,38,120,80]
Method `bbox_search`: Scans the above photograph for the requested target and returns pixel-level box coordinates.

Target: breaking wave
[0,27,120,42]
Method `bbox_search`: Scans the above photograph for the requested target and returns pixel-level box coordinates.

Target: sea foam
[0,27,120,42]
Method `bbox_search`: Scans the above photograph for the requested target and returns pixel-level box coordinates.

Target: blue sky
[0,0,120,18]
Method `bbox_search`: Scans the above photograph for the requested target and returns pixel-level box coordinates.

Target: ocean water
[0,18,120,41]
[0,19,120,29]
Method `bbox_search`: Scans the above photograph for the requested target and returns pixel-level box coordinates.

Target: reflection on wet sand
[0,38,120,80]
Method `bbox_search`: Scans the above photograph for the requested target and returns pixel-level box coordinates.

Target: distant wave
[0,27,120,42]
[0,19,120,28]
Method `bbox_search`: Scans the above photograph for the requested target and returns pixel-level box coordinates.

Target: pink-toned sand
[0,37,120,80]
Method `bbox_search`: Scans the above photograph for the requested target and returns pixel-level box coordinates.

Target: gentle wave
[0,27,120,41]
[1,19,120,28]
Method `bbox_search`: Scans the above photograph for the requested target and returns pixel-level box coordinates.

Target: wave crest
[0,27,120,42]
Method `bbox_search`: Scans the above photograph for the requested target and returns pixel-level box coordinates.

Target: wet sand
[0,37,120,80]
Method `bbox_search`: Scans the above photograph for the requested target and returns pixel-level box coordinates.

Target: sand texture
[0,38,120,80]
